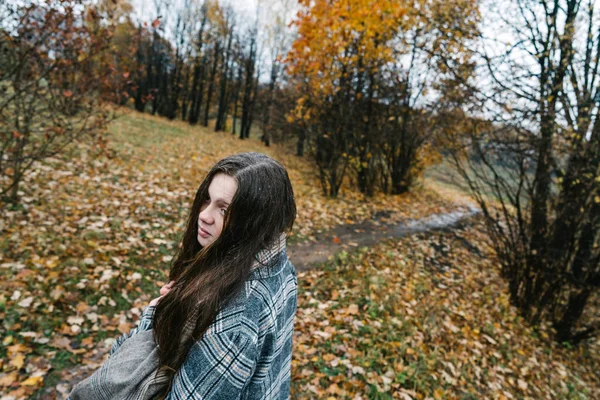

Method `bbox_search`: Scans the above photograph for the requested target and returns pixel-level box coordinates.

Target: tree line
[107,0,263,140]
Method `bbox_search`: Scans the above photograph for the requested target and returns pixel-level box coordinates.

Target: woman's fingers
[150,281,176,307]
[149,295,162,307]
[159,280,176,296]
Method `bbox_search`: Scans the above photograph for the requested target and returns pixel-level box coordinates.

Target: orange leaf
[347,304,359,315]
[0,372,17,387]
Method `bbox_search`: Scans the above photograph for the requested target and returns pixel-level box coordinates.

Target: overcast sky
[131,0,273,24]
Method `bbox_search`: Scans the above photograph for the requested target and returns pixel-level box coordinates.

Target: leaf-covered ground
[2,112,598,399]
[292,220,599,399]
[0,111,455,399]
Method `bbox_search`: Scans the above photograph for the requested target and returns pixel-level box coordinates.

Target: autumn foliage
[0,0,123,205]
[286,0,479,196]
[1,0,600,398]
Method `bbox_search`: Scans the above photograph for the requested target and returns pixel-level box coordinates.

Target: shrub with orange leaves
[286,0,479,196]
[0,0,123,206]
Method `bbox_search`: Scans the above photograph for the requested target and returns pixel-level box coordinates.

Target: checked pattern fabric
[110,233,297,400]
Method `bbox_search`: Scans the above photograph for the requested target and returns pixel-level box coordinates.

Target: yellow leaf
[10,353,25,369]
[45,256,59,268]
[22,375,44,386]
[3,335,13,346]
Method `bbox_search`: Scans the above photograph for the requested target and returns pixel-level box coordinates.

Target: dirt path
[38,203,480,399]
[288,203,480,272]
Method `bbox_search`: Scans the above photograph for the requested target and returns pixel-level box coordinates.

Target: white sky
[131,0,281,25]
[129,0,298,82]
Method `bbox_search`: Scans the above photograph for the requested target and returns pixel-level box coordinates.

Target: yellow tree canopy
[287,0,405,101]
[286,0,479,121]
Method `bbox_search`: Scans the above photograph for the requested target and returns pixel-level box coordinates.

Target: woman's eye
[220,208,227,215]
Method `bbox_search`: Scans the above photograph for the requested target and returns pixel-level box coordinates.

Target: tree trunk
[231,63,243,135]
[188,11,207,125]
[203,42,221,127]
[215,27,234,132]
[240,36,256,139]
[554,288,592,343]
[296,128,305,156]
[261,62,279,146]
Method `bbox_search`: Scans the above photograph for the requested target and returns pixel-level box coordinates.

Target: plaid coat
[109,234,297,400]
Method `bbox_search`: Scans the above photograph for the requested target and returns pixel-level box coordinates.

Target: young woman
[70,152,297,400]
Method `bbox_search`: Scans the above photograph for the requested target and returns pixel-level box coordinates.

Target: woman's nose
[199,208,214,225]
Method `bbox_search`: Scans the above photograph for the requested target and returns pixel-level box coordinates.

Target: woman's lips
[198,227,211,238]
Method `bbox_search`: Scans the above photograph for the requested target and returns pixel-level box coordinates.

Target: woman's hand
[149,280,175,307]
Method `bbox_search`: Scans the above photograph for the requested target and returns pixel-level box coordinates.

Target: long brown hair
[153,152,296,393]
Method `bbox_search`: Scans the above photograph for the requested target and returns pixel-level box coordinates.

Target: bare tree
[215,7,235,132]
[0,1,119,205]
[239,24,259,140]
[446,0,600,343]
[257,0,298,146]
[187,4,209,125]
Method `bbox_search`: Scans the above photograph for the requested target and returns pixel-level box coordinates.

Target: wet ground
[288,203,480,271]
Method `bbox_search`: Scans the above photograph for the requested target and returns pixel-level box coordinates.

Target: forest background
[1,0,599,398]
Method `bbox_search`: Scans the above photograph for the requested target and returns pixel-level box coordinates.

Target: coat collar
[248,233,288,280]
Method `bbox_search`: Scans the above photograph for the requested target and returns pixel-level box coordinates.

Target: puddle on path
[288,203,481,272]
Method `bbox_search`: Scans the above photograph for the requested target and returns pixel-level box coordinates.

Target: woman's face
[197,173,238,247]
